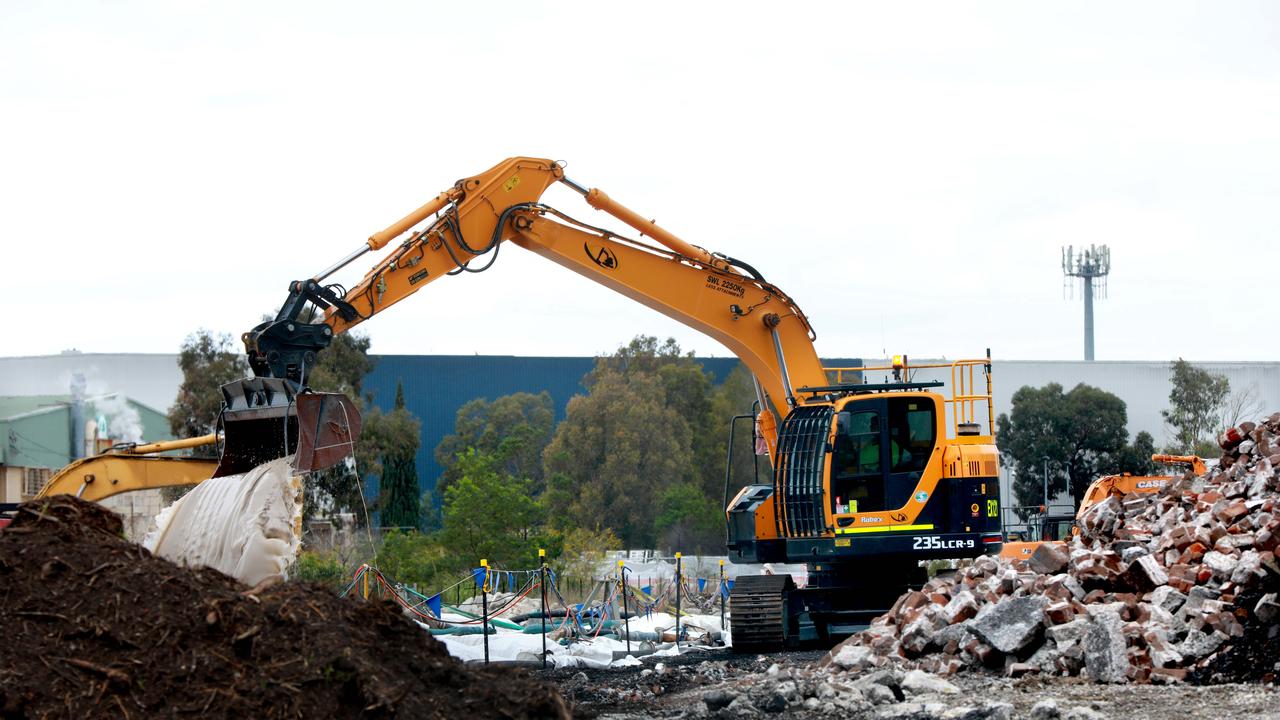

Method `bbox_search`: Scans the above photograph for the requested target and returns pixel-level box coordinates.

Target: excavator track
[729,574,796,652]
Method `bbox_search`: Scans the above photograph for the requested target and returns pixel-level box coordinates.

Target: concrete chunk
[1177,629,1227,661]
[1124,554,1168,590]
[899,669,959,696]
[942,589,979,624]
[1027,543,1069,575]
[1046,618,1091,647]
[1254,592,1279,623]
[1082,610,1128,683]
[1149,586,1187,613]
[830,643,876,670]
[970,595,1048,654]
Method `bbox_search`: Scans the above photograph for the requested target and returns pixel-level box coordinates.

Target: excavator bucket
[213,378,361,478]
[293,392,362,473]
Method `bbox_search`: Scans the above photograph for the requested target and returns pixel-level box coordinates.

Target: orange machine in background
[1000,454,1206,560]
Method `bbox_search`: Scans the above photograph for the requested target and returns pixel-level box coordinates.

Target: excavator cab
[213,377,361,478]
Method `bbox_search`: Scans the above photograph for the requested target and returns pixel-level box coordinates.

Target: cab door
[831,396,938,514]
[882,397,937,510]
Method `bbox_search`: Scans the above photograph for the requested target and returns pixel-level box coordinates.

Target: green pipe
[428,626,495,636]
[442,603,523,631]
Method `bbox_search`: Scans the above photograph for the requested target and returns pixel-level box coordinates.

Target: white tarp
[594,556,809,586]
[423,610,730,668]
[431,629,721,669]
[144,456,302,586]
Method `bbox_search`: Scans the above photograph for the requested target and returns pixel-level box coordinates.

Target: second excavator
[217,156,1003,650]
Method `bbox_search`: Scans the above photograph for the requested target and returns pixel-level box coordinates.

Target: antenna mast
[1061,245,1111,361]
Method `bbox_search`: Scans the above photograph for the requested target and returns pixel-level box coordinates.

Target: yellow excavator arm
[245,157,829,457]
[35,435,219,503]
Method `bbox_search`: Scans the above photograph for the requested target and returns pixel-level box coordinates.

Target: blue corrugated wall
[362,355,859,505]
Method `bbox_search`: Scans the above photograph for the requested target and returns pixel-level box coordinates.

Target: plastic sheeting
[144,456,302,587]
[421,610,729,668]
[596,557,809,586]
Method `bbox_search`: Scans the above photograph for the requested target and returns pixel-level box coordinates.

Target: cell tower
[1062,244,1110,361]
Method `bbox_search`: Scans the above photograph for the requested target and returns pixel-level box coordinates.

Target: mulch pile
[0,496,569,719]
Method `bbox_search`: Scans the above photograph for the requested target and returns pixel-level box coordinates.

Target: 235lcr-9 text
[912,536,976,550]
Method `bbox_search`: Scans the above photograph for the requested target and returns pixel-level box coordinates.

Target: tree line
[997,358,1262,511]
[168,331,761,590]
[170,327,1260,586]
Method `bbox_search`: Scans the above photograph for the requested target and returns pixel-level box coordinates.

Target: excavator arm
[244,157,829,456]
[34,435,219,503]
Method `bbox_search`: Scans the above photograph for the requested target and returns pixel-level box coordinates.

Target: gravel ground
[542,648,1280,720]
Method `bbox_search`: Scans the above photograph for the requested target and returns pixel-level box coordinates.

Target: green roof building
[0,393,171,504]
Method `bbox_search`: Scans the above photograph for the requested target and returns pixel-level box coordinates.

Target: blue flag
[697,577,707,593]
[427,594,442,618]
[641,585,652,597]
[473,567,486,587]
[727,579,735,591]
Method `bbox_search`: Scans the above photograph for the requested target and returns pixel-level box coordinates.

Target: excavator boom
[242,157,825,458]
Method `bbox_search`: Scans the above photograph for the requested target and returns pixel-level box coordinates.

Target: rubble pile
[826,414,1280,684]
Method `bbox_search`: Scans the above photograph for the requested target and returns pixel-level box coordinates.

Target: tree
[543,368,692,547]
[379,380,422,530]
[1219,382,1264,433]
[996,383,1130,509]
[542,335,752,549]
[292,550,347,591]
[654,483,723,554]
[1162,359,1230,456]
[440,448,547,570]
[376,530,450,587]
[1106,430,1157,477]
[585,336,721,497]
[434,391,555,502]
[167,330,248,450]
[712,363,771,498]
[302,333,420,525]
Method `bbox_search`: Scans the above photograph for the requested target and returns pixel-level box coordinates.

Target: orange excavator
[1000,454,1206,559]
[231,157,1004,649]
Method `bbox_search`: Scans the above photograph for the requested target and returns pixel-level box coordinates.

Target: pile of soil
[0,496,569,719]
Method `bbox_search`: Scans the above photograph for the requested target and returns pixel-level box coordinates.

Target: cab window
[886,398,934,473]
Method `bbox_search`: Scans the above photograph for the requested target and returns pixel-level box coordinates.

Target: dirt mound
[0,496,569,719]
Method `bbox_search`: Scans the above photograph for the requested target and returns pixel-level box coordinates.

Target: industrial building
[0,390,172,537]
[2,352,1276,506]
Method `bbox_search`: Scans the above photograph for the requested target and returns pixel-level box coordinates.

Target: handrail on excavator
[824,356,995,438]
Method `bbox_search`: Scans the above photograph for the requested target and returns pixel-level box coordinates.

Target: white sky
[2,1,1278,363]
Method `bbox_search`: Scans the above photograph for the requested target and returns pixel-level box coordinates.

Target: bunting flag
[427,594,442,618]
[473,567,486,588]
[641,585,652,596]
[697,577,707,593]
[721,581,730,600]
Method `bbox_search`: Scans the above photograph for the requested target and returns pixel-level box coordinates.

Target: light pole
[1042,456,1050,508]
